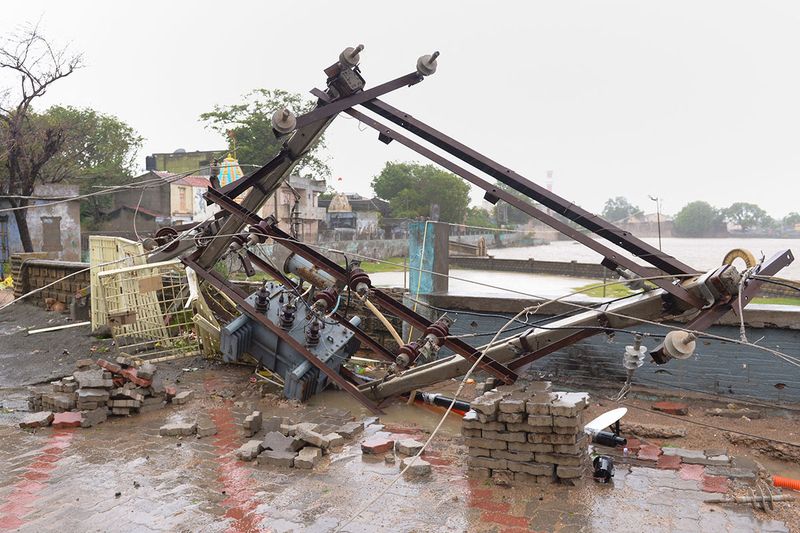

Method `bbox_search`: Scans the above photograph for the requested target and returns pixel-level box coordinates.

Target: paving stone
[19,411,54,429]
[159,422,197,436]
[395,438,424,456]
[257,450,296,468]
[173,390,193,405]
[652,401,688,416]
[514,472,552,486]
[294,446,322,469]
[112,407,132,416]
[361,436,395,454]
[262,431,299,453]
[336,421,365,439]
[497,412,524,423]
[296,427,333,449]
[324,432,344,448]
[53,412,82,429]
[701,474,729,493]
[196,417,217,438]
[281,422,317,436]
[556,465,584,479]
[236,440,263,461]
[80,407,108,428]
[397,456,430,477]
[73,369,113,389]
[637,444,663,461]
[498,398,525,414]
[657,454,682,470]
[702,454,730,466]
[137,363,157,380]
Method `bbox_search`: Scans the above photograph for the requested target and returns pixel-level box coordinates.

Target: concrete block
[482,430,526,443]
[492,449,535,462]
[257,450,296,468]
[173,390,193,405]
[477,413,496,424]
[73,369,113,389]
[159,422,197,436]
[282,422,317,437]
[137,363,157,380]
[550,392,590,417]
[498,398,525,414]
[262,431,300,453]
[497,412,524,424]
[236,440,263,461]
[75,358,95,369]
[111,407,131,416]
[536,453,585,466]
[468,456,507,470]
[401,457,432,477]
[471,393,501,416]
[53,412,82,428]
[462,428,482,438]
[336,421,364,439]
[80,407,108,428]
[468,447,492,458]
[361,437,395,454]
[395,438,424,456]
[553,416,581,428]
[19,411,54,429]
[295,446,322,469]
[324,433,344,448]
[527,415,553,427]
[509,462,553,476]
[556,465,585,479]
[464,437,506,451]
[196,417,217,438]
[514,472,552,486]
[508,441,553,453]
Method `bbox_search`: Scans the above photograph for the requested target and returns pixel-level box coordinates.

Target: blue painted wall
[408,221,436,296]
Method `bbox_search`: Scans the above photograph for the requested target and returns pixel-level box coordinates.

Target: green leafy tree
[601,196,643,222]
[200,88,330,178]
[673,201,725,237]
[492,181,534,226]
[464,206,496,228]
[783,212,800,229]
[723,202,768,232]
[0,23,82,251]
[371,162,471,223]
[40,106,142,228]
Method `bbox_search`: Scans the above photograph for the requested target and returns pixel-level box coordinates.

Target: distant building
[0,184,82,262]
[319,193,392,240]
[259,175,327,242]
[145,148,226,176]
[618,212,674,238]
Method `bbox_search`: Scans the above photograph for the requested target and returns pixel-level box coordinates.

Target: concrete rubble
[23,357,189,430]
[464,381,591,486]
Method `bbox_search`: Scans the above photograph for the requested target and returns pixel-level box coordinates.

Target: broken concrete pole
[361,437,395,454]
[53,412,82,429]
[159,422,197,436]
[19,411,54,429]
[295,446,322,469]
[173,390,193,405]
[401,457,432,477]
[257,450,297,468]
[236,440,263,461]
[395,438,425,456]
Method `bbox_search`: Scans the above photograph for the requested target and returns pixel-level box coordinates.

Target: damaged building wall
[0,184,82,262]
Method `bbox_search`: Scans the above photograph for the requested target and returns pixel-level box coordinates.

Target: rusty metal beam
[184,256,383,415]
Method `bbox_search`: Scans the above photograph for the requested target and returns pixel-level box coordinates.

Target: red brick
[96,359,122,374]
[120,367,152,387]
[481,512,528,528]
[637,444,662,461]
[679,464,704,481]
[470,500,511,512]
[165,386,177,399]
[652,401,688,416]
[624,437,641,453]
[657,454,681,470]
[52,412,82,429]
[361,437,395,454]
[701,474,729,493]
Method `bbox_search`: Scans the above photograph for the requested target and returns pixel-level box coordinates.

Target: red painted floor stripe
[0,429,74,531]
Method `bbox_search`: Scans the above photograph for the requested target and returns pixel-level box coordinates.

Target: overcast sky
[3,1,800,218]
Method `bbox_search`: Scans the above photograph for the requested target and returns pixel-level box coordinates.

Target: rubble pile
[22,356,182,430]
[464,381,590,486]
[235,413,365,470]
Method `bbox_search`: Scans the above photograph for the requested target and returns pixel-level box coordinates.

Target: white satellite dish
[584,407,628,435]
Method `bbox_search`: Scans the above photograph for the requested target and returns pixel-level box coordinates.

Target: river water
[492,237,800,280]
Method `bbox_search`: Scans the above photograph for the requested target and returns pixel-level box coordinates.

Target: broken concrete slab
[159,422,196,436]
[19,411,54,429]
[295,446,322,469]
[652,401,689,416]
[620,421,687,438]
[173,390,193,405]
[337,421,365,439]
[262,431,301,453]
[400,456,432,477]
[661,447,705,461]
[281,422,317,437]
[80,407,108,428]
[236,440,263,461]
[395,438,425,456]
[295,427,330,449]
[196,417,217,438]
[257,450,296,468]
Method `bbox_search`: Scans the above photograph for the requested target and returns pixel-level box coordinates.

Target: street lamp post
[649,195,662,251]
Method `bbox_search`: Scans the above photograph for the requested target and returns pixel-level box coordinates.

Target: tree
[492,181,534,226]
[464,206,496,228]
[723,202,768,232]
[784,212,800,229]
[39,106,142,228]
[200,88,330,178]
[0,23,82,251]
[673,201,725,237]
[601,196,643,222]
[371,162,471,223]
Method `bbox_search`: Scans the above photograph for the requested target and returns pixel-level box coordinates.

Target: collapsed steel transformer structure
[147,46,794,414]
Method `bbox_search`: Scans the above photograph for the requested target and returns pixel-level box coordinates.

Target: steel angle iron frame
[154,46,792,407]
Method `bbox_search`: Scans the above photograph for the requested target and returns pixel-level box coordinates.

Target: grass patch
[343,256,407,274]
[573,281,635,298]
[752,296,800,306]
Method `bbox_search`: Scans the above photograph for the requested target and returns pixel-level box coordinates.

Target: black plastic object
[593,455,614,483]
[592,431,627,448]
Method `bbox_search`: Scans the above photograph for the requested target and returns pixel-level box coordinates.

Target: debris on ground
[620,421,688,438]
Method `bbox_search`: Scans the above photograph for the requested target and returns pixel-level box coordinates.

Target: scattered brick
[395,438,424,456]
[401,456,432,477]
[637,444,662,462]
[19,411,54,429]
[159,422,197,436]
[361,437,395,454]
[657,454,682,470]
[295,446,322,469]
[52,412,82,429]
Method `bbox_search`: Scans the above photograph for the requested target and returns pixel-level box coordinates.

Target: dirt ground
[0,296,798,531]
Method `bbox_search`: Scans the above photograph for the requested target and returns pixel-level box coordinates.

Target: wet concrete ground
[0,364,792,532]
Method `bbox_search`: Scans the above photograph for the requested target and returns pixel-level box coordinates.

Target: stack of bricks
[11,256,90,307]
[463,381,590,486]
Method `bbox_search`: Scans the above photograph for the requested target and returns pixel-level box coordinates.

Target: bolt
[282,109,290,120]
[430,51,440,61]
[682,333,697,345]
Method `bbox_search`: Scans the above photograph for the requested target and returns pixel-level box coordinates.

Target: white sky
[3,1,800,218]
